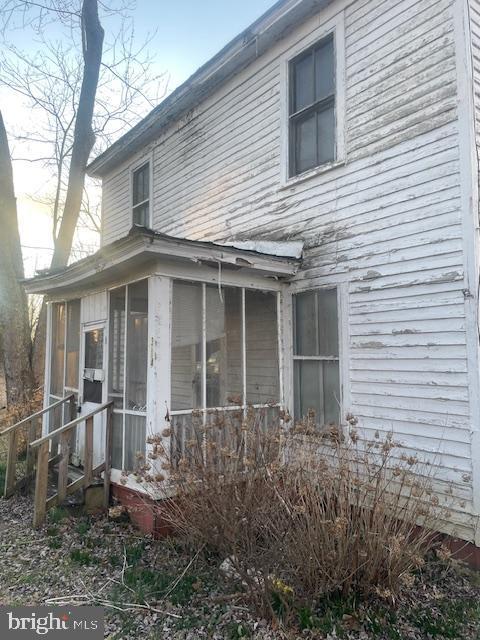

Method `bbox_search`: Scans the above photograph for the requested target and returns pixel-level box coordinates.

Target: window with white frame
[132,162,150,227]
[49,299,80,427]
[171,281,280,416]
[108,279,148,471]
[293,288,340,425]
[289,33,335,177]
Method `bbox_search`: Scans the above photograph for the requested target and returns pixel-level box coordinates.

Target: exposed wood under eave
[23,229,303,296]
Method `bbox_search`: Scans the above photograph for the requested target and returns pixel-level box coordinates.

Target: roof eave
[23,231,302,295]
[86,0,332,178]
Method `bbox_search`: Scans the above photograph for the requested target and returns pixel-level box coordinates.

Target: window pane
[294,112,316,174]
[294,289,339,357]
[133,203,149,227]
[315,37,334,101]
[293,52,313,112]
[317,289,339,357]
[171,281,203,410]
[206,286,243,407]
[85,329,103,369]
[133,163,149,205]
[246,290,279,404]
[294,360,320,422]
[109,287,126,410]
[50,302,65,396]
[111,412,123,470]
[125,414,146,471]
[294,360,339,425]
[65,300,80,389]
[126,279,148,411]
[84,379,102,403]
[294,291,317,356]
[324,360,340,424]
[317,105,335,165]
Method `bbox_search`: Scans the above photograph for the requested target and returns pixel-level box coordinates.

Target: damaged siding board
[99,0,478,540]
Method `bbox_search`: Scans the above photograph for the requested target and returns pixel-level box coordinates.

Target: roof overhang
[24,229,302,297]
[87,0,332,178]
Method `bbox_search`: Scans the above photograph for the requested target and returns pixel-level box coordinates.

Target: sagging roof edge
[87,0,332,178]
[23,228,303,294]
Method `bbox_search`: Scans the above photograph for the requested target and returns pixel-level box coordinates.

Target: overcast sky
[1,0,276,275]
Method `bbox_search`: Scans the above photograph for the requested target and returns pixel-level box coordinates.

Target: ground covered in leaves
[0,496,479,639]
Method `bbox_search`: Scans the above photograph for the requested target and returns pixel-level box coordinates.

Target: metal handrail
[30,401,114,448]
[0,394,75,437]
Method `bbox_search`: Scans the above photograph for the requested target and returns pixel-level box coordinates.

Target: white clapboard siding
[98,0,480,540]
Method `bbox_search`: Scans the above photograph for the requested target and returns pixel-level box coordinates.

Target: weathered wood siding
[471,0,480,198]
[101,0,479,540]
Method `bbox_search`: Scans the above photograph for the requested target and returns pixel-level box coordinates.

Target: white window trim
[289,284,347,425]
[129,152,154,228]
[279,10,346,188]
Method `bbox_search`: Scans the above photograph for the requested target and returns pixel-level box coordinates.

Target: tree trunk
[50,0,104,269]
[33,0,104,385]
[0,111,35,406]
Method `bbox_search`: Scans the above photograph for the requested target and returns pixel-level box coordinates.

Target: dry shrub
[0,386,43,431]
[138,409,446,620]
[0,387,43,468]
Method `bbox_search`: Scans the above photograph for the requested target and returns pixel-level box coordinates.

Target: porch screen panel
[171,282,202,410]
[65,299,80,389]
[245,290,279,404]
[50,302,65,396]
[126,279,148,412]
[108,286,126,410]
[111,412,123,470]
[206,286,242,407]
[108,280,148,472]
[125,414,146,470]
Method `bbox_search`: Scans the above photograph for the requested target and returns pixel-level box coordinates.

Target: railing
[0,395,76,499]
[29,401,113,528]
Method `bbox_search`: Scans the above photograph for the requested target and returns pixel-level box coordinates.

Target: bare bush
[136,410,447,621]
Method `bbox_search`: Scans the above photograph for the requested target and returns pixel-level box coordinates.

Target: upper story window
[132,162,150,227]
[289,33,335,177]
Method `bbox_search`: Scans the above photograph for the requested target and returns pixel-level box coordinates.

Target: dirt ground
[0,495,479,639]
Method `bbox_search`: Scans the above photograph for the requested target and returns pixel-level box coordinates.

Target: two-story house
[26,0,480,551]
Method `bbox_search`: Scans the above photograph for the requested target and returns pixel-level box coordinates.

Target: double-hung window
[289,33,335,177]
[293,288,340,426]
[132,162,150,227]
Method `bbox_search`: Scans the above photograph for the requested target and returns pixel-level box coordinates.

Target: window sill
[279,159,346,191]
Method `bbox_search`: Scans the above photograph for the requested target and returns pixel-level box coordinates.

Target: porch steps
[49,463,103,508]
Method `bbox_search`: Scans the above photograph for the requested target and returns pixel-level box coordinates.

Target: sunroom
[25,229,319,492]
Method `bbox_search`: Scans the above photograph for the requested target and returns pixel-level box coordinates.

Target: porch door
[77,324,106,468]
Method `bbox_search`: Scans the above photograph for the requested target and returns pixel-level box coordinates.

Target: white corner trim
[279,9,346,187]
[453,0,480,545]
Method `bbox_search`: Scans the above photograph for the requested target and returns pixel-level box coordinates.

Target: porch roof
[24,228,303,296]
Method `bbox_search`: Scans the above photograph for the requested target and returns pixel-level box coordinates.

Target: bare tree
[0,0,167,405]
[0,111,35,405]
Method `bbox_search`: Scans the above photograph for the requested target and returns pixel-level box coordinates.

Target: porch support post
[33,441,49,528]
[57,431,70,503]
[147,276,172,481]
[104,403,113,508]
[84,415,93,485]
